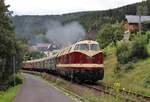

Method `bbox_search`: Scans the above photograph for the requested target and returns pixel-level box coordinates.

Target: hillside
[12,1,150,45]
[103,43,150,96]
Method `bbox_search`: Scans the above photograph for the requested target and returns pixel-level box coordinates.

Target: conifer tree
[0,0,16,87]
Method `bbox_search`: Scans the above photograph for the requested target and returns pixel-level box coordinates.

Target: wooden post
[139,14,142,34]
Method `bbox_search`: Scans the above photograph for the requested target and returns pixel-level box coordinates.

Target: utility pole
[13,56,16,86]
[138,0,146,34]
[139,11,142,34]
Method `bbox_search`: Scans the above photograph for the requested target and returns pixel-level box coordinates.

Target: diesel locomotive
[22,40,104,82]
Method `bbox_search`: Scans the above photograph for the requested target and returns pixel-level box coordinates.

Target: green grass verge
[0,85,21,102]
[147,43,150,53]
[0,73,23,102]
[41,73,126,102]
[102,44,150,96]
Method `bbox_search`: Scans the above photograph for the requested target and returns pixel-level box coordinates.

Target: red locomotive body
[22,40,104,82]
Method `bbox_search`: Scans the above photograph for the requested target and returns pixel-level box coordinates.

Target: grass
[147,43,150,53]
[0,74,23,102]
[102,43,150,96]
[84,95,125,102]
[40,72,124,102]
[83,89,126,102]
[0,85,21,102]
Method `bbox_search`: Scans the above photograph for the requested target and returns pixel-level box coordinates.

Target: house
[36,43,50,52]
[124,15,150,33]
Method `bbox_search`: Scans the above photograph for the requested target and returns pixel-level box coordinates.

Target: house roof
[36,43,49,48]
[125,15,150,23]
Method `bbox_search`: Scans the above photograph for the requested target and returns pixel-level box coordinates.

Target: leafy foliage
[97,23,124,48]
[116,42,131,64]
[144,75,150,88]
[114,62,134,74]
[116,34,149,65]
[130,35,149,60]
[145,31,150,43]
[0,0,25,89]
[25,51,45,60]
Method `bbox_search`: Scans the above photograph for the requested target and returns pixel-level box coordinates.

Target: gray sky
[5,0,142,15]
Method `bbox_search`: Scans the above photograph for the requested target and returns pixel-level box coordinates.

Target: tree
[96,23,124,48]
[25,51,45,60]
[0,0,25,89]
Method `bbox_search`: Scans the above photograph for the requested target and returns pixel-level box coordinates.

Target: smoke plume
[46,20,86,48]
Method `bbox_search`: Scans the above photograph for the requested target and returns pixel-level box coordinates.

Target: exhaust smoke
[46,20,86,48]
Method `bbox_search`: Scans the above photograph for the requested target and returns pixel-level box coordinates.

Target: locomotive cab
[72,40,103,64]
[74,43,100,51]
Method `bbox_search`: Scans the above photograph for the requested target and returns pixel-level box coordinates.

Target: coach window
[80,44,89,51]
[90,44,100,51]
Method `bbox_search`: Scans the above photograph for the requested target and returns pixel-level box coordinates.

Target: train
[22,40,104,82]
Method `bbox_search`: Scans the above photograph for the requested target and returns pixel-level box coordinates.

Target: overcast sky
[5,0,142,15]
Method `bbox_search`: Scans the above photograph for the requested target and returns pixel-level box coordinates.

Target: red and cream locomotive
[22,40,104,82]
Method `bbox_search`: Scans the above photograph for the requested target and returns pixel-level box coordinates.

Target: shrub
[116,35,149,65]
[114,63,134,74]
[116,42,131,64]
[145,31,150,43]
[130,35,149,60]
[8,75,23,87]
[125,62,134,71]
[114,63,121,74]
[144,75,150,88]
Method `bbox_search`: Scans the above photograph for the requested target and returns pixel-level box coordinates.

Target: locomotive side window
[74,44,79,50]
[90,44,100,51]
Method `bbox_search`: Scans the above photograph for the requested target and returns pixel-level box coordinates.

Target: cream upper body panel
[56,40,102,57]
[70,40,102,57]
[75,40,99,45]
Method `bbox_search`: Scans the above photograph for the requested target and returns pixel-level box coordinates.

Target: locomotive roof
[56,40,100,56]
[75,40,98,45]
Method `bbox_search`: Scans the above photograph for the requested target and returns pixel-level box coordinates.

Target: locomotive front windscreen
[74,43,100,51]
[80,44,89,50]
[90,44,100,51]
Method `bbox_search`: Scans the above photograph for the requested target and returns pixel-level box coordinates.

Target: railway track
[100,83,150,102]
[83,84,150,102]
[119,87,150,101]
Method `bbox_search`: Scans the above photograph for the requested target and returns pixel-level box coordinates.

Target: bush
[130,41,148,60]
[8,75,23,87]
[116,42,131,64]
[144,75,150,88]
[0,74,22,91]
[114,62,134,73]
[145,31,150,43]
[130,35,149,60]
[116,35,149,64]
[97,23,124,48]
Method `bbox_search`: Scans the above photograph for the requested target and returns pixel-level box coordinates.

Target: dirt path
[13,73,75,102]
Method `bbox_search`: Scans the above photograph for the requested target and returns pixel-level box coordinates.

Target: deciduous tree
[96,23,124,48]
